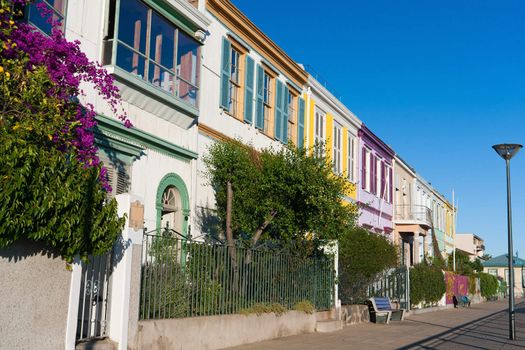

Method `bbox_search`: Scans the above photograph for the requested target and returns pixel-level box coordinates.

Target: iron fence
[368,266,410,310]
[139,231,335,320]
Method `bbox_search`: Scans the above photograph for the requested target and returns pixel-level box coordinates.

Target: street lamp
[493,143,522,340]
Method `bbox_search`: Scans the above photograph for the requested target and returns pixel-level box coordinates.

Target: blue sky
[233,0,525,257]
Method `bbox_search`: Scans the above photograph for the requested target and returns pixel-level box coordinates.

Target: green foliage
[429,232,446,269]
[240,303,287,316]
[338,227,398,304]
[410,263,446,307]
[468,275,477,294]
[204,140,357,252]
[293,300,315,314]
[447,250,483,276]
[499,280,507,295]
[0,37,124,261]
[479,273,499,298]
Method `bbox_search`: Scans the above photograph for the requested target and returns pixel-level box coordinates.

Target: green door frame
[155,173,190,238]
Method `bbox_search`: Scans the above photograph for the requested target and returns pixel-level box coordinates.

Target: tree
[338,227,398,304]
[447,249,482,276]
[0,0,129,261]
[204,140,357,253]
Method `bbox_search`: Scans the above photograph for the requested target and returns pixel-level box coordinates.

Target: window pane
[177,78,198,107]
[149,12,175,70]
[28,0,65,35]
[118,0,148,55]
[116,43,146,79]
[177,31,200,86]
[148,62,175,94]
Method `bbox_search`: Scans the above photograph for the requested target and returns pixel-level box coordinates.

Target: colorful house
[304,75,361,203]
[483,254,525,298]
[357,125,395,237]
[195,0,308,235]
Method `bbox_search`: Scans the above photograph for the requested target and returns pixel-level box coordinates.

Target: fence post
[108,194,144,350]
[406,266,411,310]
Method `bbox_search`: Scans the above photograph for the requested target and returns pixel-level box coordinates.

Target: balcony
[394,205,432,229]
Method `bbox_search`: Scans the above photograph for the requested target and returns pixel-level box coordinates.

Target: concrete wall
[135,311,316,350]
[0,240,72,350]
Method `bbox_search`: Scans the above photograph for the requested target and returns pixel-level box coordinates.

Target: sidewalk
[227,299,525,350]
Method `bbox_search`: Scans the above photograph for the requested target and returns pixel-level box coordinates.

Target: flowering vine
[1,0,132,191]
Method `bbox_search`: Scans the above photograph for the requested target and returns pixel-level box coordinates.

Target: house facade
[457,233,485,261]
[357,125,395,237]
[305,75,361,204]
[393,156,431,265]
[483,254,525,298]
[195,0,308,236]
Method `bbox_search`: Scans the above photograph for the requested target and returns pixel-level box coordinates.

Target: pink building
[357,125,395,238]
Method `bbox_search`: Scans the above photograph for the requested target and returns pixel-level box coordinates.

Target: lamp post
[492,143,522,340]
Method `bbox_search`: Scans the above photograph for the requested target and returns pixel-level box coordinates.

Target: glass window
[109,0,201,107]
[27,0,67,35]
[227,48,240,117]
[287,91,296,142]
[364,148,371,192]
[262,71,271,133]
[332,123,342,174]
[314,107,325,157]
[347,135,355,182]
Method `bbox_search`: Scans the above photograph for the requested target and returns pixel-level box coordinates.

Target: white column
[109,194,144,350]
[65,258,82,350]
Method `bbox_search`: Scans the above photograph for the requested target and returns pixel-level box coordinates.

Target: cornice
[198,122,233,142]
[206,0,307,87]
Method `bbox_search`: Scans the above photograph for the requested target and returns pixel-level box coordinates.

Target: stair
[316,319,343,333]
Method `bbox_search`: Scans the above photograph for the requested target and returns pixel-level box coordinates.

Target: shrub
[240,303,287,316]
[479,273,499,298]
[410,263,445,307]
[293,300,315,314]
[338,227,398,304]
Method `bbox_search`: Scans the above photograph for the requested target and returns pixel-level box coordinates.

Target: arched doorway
[155,173,190,238]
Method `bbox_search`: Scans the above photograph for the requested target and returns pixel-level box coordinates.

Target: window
[287,91,296,142]
[104,0,200,107]
[332,122,342,174]
[488,269,497,277]
[363,147,371,192]
[385,165,391,202]
[347,135,355,182]
[376,157,382,197]
[262,70,272,133]
[227,47,241,117]
[98,152,131,199]
[314,107,325,156]
[26,0,67,35]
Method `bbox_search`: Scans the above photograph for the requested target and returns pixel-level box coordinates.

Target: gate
[76,252,113,341]
[368,266,410,309]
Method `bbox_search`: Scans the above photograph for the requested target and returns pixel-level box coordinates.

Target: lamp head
[492,144,523,160]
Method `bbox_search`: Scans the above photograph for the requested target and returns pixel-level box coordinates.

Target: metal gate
[368,266,410,310]
[76,252,112,341]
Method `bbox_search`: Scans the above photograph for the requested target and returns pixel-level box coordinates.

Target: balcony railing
[394,205,432,228]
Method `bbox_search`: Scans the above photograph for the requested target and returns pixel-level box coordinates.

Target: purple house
[357,125,395,238]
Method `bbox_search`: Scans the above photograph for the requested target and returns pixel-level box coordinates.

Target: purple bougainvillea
[1,0,132,192]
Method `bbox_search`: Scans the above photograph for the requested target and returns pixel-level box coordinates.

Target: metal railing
[394,205,432,227]
[368,266,410,310]
[139,232,335,320]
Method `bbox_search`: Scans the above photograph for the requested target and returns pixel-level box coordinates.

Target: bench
[367,297,406,324]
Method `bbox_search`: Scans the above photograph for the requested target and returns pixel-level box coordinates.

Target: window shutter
[370,154,376,194]
[361,148,366,189]
[388,168,392,203]
[381,162,386,198]
[297,97,305,149]
[274,80,283,141]
[220,37,231,109]
[255,64,264,130]
[243,56,255,123]
[282,86,289,143]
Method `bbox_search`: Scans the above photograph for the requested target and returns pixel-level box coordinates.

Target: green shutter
[244,56,255,123]
[274,80,283,141]
[282,86,289,144]
[297,97,305,149]
[220,37,231,109]
[255,65,264,130]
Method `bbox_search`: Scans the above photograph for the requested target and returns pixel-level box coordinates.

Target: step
[316,319,343,333]
[76,338,117,350]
